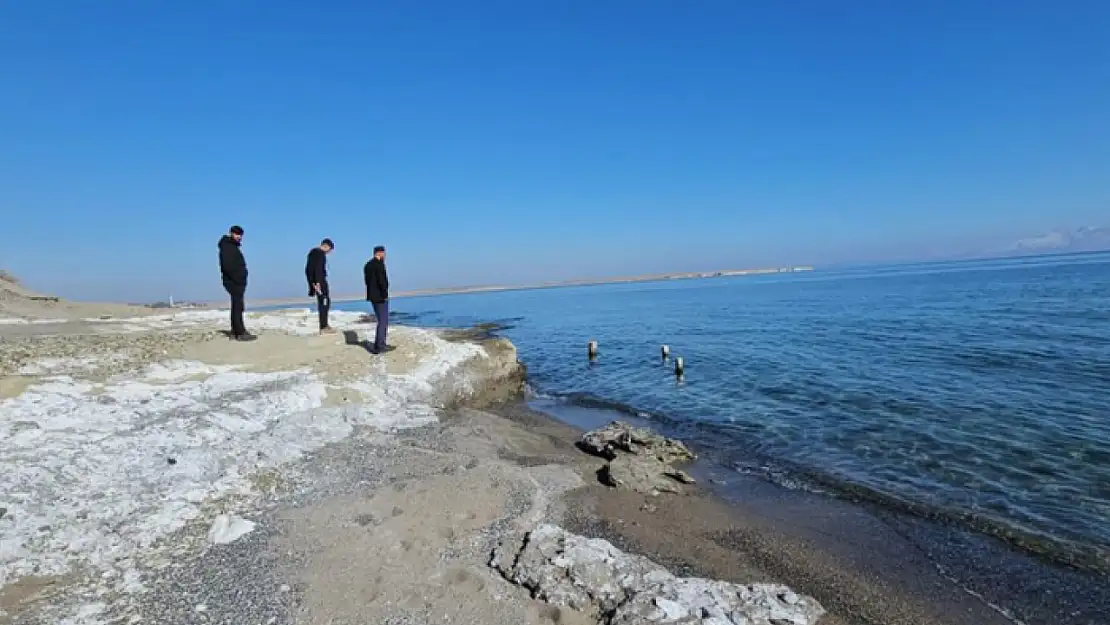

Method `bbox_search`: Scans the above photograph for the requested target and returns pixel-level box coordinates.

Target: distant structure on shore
[144,299,210,309]
[681,266,814,279]
[238,264,817,307]
[394,265,817,298]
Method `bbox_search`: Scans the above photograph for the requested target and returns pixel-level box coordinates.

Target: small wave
[793,468,1110,576]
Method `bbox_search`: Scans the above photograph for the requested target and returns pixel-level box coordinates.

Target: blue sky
[2,1,1108,301]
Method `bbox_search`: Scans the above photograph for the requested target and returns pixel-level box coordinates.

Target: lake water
[335,252,1110,573]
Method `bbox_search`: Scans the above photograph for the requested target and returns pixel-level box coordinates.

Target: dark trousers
[372,300,389,350]
[225,284,246,336]
[315,284,330,329]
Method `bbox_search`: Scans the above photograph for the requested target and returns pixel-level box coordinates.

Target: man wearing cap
[305,238,335,334]
[363,245,391,353]
[218,225,255,341]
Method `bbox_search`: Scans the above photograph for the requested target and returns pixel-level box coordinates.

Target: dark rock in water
[0,507,7,521]
[166,457,177,465]
[493,524,825,625]
[579,421,694,464]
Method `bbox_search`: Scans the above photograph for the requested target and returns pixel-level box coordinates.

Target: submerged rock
[579,421,695,464]
[494,524,825,625]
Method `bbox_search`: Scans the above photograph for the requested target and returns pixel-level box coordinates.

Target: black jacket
[364,258,389,303]
[305,247,328,296]
[218,235,247,289]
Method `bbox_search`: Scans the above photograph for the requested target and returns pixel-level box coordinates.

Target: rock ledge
[580,421,697,495]
[493,524,825,625]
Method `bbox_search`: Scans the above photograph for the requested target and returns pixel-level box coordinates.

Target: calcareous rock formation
[580,421,697,495]
[579,421,695,464]
[493,524,825,625]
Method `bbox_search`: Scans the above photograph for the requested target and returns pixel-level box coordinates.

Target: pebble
[208,515,256,545]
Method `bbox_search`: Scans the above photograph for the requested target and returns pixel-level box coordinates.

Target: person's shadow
[343,330,375,354]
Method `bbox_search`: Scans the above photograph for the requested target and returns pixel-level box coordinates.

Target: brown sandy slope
[0,270,152,332]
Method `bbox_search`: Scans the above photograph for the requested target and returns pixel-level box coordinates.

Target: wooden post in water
[674,356,685,378]
[587,340,598,360]
[661,344,670,361]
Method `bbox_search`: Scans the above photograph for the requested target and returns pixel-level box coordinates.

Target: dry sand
[0,271,156,337]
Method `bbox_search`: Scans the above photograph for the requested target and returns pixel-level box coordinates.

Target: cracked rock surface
[494,524,826,625]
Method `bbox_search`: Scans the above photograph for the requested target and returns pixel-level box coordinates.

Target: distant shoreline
[232,265,815,308]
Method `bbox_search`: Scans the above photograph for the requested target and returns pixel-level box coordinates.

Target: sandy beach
[1,287,1101,624]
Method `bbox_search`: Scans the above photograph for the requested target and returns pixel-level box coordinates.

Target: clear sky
[1,1,1108,301]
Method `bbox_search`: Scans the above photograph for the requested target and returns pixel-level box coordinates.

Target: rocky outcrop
[599,454,695,494]
[580,421,694,464]
[441,336,528,409]
[580,421,696,495]
[493,524,825,625]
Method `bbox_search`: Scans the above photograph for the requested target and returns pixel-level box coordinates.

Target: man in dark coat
[218,225,255,341]
[305,238,335,334]
[363,245,391,353]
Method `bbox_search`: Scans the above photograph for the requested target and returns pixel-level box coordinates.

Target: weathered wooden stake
[674,356,685,377]
[588,340,598,359]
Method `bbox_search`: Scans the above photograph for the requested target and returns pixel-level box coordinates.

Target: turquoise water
[334,252,1110,572]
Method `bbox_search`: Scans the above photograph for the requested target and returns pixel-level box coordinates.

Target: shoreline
[212,264,815,309]
[516,398,1110,625]
[529,390,1110,576]
[1,312,1105,624]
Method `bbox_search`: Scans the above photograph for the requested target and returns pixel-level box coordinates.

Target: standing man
[363,245,391,353]
[218,225,255,341]
[305,238,335,334]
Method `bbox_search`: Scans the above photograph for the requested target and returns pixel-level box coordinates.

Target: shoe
[319,327,337,335]
[378,345,396,353]
[233,333,258,342]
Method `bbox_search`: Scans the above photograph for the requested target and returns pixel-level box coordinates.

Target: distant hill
[1001,226,1110,256]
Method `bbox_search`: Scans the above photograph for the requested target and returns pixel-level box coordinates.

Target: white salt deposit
[16,356,104,375]
[85,308,372,336]
[0,310,484,606]
[207,515,256,545]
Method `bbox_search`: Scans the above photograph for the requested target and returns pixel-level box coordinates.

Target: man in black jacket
[305,238,335,334]
[218,225,255,341]
[363,245,391,353]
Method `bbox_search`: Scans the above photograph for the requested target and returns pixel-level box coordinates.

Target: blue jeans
[372,300,389,351]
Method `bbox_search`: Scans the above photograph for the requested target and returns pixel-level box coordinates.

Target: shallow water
[335,252,1110,571]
